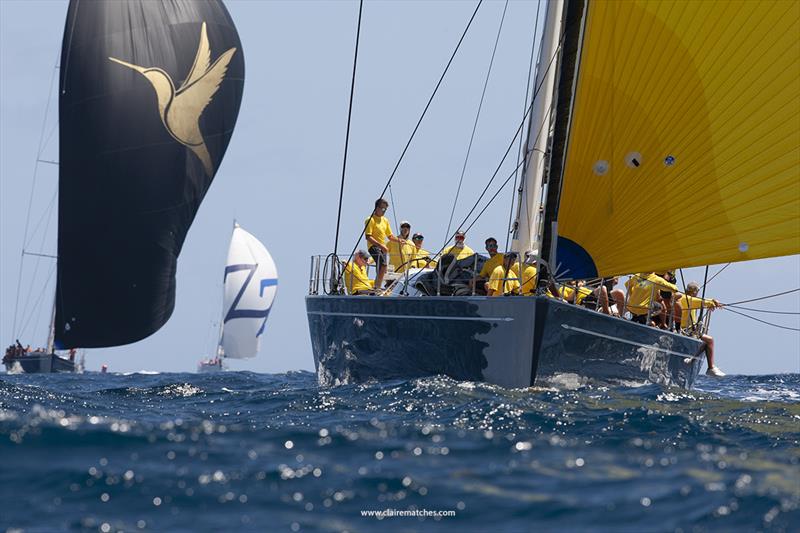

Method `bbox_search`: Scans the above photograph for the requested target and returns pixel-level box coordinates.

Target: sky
[1,0,798,376]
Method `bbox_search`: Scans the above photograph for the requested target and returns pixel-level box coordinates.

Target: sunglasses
[486,244,498,249]
[413,236,424,240]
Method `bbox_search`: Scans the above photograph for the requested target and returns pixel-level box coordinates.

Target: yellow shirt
[441,244,476,260]
[625,273,678,316]
[678,294,716,326]
[407,247,437,270]
[387,239,417,270]
[343,261,374,294]
[519,265,538,295]
[554,284,591,303]
[364,215,393,249]
[479,253,505,278]
[487,264,520,296]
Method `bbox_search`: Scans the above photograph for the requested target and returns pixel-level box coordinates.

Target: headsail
[219,225,278,359]
[55,0,245,348]
[546,0,800,279]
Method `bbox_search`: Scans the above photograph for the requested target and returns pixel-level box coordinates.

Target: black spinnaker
[55,0,244,349]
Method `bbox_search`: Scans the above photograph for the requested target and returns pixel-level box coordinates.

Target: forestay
[549,0,800,279]
[220,225,278,359]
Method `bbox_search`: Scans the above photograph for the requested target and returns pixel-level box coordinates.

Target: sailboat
[198,224,278,372]
[5,0,244,373]
[305,0,799,389]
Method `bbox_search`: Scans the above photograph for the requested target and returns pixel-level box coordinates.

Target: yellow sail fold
[555,0,800,278]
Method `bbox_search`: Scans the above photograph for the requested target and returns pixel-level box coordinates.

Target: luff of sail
[219,225,278,359]
[549,0,800,279]
[55,0,245,348]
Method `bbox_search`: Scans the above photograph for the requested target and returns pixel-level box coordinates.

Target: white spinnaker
[219,225,278,359]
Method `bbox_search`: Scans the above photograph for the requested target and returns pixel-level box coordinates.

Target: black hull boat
[306,295,704,389]
[4,351,77,373]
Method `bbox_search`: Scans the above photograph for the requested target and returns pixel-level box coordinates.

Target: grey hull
[4,352,77,373]
[306,295,704,389]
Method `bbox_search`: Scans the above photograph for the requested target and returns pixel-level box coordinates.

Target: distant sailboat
[199,224,278,372]
[6,0,244,373]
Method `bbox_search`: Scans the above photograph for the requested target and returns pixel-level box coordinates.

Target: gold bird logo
[109,22,236,176]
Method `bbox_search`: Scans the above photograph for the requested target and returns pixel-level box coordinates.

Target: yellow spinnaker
[556,0,800,278]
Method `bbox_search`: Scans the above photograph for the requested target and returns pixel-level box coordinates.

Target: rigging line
[445,0,509,241]
[500,26,566,258]
[388,184,399,230]
[332,0,364,258]
[703,262,731,287]
[678,269,697,331]
[337,0,484,286]
[18,261,57,342]
[698,265,710,326]
[18,189,58,330]
[725,288,800,306]
[723,307,800,332]
[444,63,558,254]
[14,56,60,339]
[505,0,541,252]
[463,158,526,236]
[727,305,800,315]
[24,188,57,253]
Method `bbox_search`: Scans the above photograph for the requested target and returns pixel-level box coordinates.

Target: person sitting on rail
[486,252,520,297]
[580,276,625,316]
[624,272,678,325]
[675,281,725,377]
[388,220,417,273]
[343,250,376,295]
[365,198,406,289]
[470,237,504,295]
[441,230,475,260]
[559,280,593,305]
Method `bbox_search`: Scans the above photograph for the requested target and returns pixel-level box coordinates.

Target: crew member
[365,198,406,289]
[441,231,475,260]
[344,250,376,295]
[675,281,725,377]
[486,252,520,297]
[388,221,417,273]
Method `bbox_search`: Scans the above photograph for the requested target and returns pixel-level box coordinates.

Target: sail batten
[547,0,800,279]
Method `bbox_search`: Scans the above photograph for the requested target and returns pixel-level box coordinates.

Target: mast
[46,296,56,354]
[511,0,565,257]
[538,0,587,274]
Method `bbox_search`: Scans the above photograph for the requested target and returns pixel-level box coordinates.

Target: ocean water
[1,371,798,532]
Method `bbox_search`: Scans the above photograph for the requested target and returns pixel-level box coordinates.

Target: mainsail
[542,0,800,279]
[219,225,278,359]
[55,0,245,348]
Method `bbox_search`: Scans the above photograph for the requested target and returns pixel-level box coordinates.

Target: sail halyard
[511,0,565,259]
